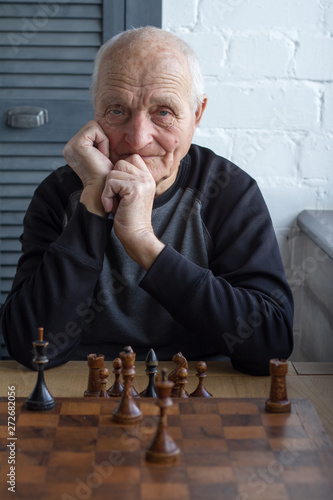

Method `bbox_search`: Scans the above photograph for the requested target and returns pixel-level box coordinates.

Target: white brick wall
[162,0,333,266]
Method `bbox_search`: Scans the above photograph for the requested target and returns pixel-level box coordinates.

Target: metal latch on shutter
[4,106,48,128]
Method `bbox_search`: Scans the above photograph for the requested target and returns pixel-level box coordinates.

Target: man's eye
[109,109,122,116]
[159,110,170,117]
[105,108,125,124]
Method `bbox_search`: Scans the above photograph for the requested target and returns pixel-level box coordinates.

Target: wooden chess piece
[112,346,142,424]
[190,361,212,398]
[265,359,291,413]
[26,327,55,411]
[177,367,189,398]
[145,369,180,464]
[107,357,123,397]
[168,352,188,397]
[98,367,110,398]
[84,353,104,397]
[140,348,158,398]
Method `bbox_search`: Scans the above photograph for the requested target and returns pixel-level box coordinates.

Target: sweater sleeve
[140,158,294,376]
[0,168,113,369]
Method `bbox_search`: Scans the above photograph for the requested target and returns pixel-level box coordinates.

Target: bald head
[90,27,205,113]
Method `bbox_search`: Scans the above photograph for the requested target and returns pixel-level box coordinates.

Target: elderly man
[0,27,293,374]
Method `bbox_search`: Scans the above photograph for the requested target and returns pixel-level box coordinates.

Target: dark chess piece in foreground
[168,352,189,397]
[107,357,123,397]
[84,353,104,397]
[98,367,110,398]
[190,361,212,398]
[25,327,55,411]
[145,368,180,464]
[140,348,158,398]
[265,359,291,413]
[112,346,142,424]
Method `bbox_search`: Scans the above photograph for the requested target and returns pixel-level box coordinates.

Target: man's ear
[194,94,208,127]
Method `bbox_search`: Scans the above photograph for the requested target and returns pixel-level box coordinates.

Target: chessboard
[0,396,332,500]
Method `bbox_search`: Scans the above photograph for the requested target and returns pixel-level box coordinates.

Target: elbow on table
[231,333,294,376]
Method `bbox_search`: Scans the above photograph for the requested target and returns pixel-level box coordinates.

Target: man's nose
[124,113,154,150]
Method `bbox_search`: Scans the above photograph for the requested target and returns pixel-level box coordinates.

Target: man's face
[94,42,206,195]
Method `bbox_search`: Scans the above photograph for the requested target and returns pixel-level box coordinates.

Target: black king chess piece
[26,327,55,411]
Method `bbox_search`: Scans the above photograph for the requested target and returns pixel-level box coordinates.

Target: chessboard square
[139,418,159,442]
[189,482,238,500]
[54,427,98,452]
[0,410,9,425]
[99,400,118,414]
[99,413,121,426]
[58,414,99,427]
[187,400,220,414]
[178,402,195,414]
[282,465,331,484]
[40,481,93,500]
[180,413,221,427]
[218,401,259,414]
[139,402,160,416]
[0,451,8,465]
[15,482,44,499]
[17,413,59,427]
[96,450,142,467]
[261,413,301,427]
[15,464,47,484]
[274,449,323,468]
[221,414,262,427]
[186,465,234,483]
[232,465,273,483]
[0,426,9,439]
[237,481,288,500]
[98,425,128,438]
[168,425,183,441]
[141,482,190,500]
[269,438,314,452]
[16,451,49,467]
[184,451,231,466]
[224,426,267,440]
[227,438,271,452]
[16,428,56,452]
[265,425,307,439]
[19,401,60,414]
[60,400,100,415]
[48,451,95,467]
[181,425,224,440]
[141,464,188,483]
[96,435,131,452]
[45,465,93,483]
[98,424,155,452]
[285,482,333,500]
[100,466,140,484]
[167,414,181,426]
[0,401,8,414]
[183,438,227,452]
[230,450,276,467]
[97,483,141,500]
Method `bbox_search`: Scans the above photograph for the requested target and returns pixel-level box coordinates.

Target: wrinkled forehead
[96,41,192,96]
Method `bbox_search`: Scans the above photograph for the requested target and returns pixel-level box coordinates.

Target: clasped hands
[63,121,165,270]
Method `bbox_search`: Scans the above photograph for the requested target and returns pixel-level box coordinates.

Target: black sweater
[0,145,293,374]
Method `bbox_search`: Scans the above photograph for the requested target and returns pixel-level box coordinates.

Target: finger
[82,121,110,158]
[101,177,122,213]
[114,154,150,173]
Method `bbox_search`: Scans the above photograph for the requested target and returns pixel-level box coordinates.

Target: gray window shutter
[0,0,162,309]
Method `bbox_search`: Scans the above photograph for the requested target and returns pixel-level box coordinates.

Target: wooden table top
[1,360,332,443]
